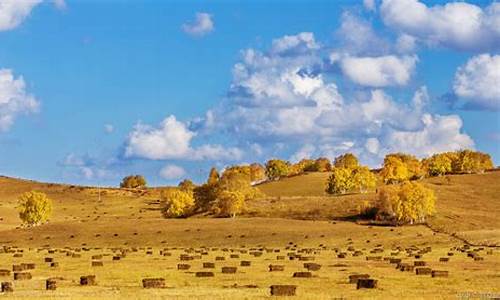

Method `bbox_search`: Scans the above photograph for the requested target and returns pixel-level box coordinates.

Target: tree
[334,153,359,169]
[376,181,436,225]
[161,189,195,218]
[207,167,220,185]
[424,153,452,176]
[120,175,147,189]
[325,167,354,194]
[17,191,52,226]
[314,157,332,172]
[386,153,424,180]
[212,190,245,218]
[193,183,218,211]
[351,166,377,193]
[249,163,266,182]
[452,150,494,174]
[178,179,196,192]
[265,159,290,180]
[380,156,409,184]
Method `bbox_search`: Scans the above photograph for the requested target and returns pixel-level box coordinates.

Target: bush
[265,159,290,180]
[120,175,147,189]
[376,181,436,225]
[17,191,52,226]
[161,190,194,218]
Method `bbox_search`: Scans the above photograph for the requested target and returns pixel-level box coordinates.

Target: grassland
[0,171,499,298]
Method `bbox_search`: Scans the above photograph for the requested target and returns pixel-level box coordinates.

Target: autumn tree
[334,153,359,169]
[452,150,494,174]
[211,190,245,218]
[178,179,196,192]
[380,155,409,184]
[386,153,425,180]
[325,167,354,194]
[161,189,194,218]
[207,167,220,185]
[249,163,266,182]
[376,181,436,225]
[265,159,290,180]
[120,175,147,189]
[351,166,377,193]
[423,153,452,176]
[17,191,52,226]
[314,157,332,172]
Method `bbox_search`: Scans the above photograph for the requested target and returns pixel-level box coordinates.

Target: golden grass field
[0,172,499,299]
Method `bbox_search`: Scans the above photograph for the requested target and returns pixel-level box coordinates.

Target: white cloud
[271,32,319,55]
[0,69,39,131]
[380,0,500,51]
[0,0,42,31]
[159,164,186,180]
[396,34,417,53]
[124,115,242,161]
[61,153,114,181]
[290,144,316,162]
[52,0,66,10]
[104,124,114,134]
[453,54,500,110]
[364,0,376,11]
[182,12,214,36]
[339,55,417,87]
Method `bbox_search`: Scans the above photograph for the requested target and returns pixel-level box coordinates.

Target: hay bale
[195,272,214,277]
[12,265,22,272]
[14,272,32,280]
[21,263,36,270]
[46,279,57,290]
[80,275,97,286]
[50,262,59,268]
[415,267,432,275]
[299,256,315,261]
[431,270,448,277]
[293,272,312,278]
[270,285,296,296]
[414,261,426,266]
[92,261,103,267]
[203,262,215,269]
[349,274,370,283]
[276,255,285,260]
[397,263,414,272]
[215,256,225,261]
[303,263,321,271]
[91,255,102,260]
[269,264,285,272]
[177,264,191,270]
[45,257,53,263]
[474,256,484,261]
[439,257,449,262]
[366,256,382,261]
[1,282,13,293]
[230,254,239,259]
[240,261,251,267]
[142,278,165,288]
[112,256,121,261]
[389,258,402,264]
[180,254,194,261]
[221,267,237,274]
[0,270,11,276]
[357,279,378,289]
[337,253,346,258]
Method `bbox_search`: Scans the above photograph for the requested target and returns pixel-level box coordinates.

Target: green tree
[265,159,290,180]
[376,181,436,225]
[120,175,147,189]
[334,153,359,169]
[17,191,52,226]
[161,189,194,218]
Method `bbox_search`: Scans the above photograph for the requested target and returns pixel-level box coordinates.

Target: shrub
[265,159,290,180]
[334,153,359,169]
[161,190,194,218]
[376,181,436,225]
[17,191,52,226]
[120,175,147,189]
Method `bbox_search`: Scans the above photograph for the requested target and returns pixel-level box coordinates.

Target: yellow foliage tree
[161,189,195,218]
[333,153,359,169]
[377,181,436,225]
[325,167,355,194]
[423,153,452,176]
[17,191,52,226]
[380,155,410,184]
[212,190,245,218]
[265,159,290,180]
[351,166,377,193]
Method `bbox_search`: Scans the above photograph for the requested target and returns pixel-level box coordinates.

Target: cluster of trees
[120,175,147,189]
[161,166,261,219]
[325,154,377,194]
[375,181,436,225]
[265,157,333,180]
[380,150,493,183]
[17,191,52,226]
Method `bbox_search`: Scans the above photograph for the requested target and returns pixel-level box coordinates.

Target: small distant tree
[178,179,196,192]
[424,154,452,177]
[161,189,194,218]
[376,181,436,225]
[265,159,290,180]
[207,167,220,185]
[314,157,332,172]
[325,167,354,194]
[249,163,266,182]
[334,153,359,169]
[120,175,147,189]
[17,191,52,226]
[380,156,409,184]
[212,190,245,218]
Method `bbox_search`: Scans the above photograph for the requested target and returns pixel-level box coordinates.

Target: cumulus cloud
[0,69,39,131]
[364,0,376,11]
[270,32,320,55]
[339,55,417,87]
[61,153,114,181]
[124,115,242,161]
[182,12,214,36]
[453,54,500,110]
[380,0,500,51]
[0,0,42,31]
[159,164,186,180]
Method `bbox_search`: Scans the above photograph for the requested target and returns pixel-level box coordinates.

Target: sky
[0,0,499,186]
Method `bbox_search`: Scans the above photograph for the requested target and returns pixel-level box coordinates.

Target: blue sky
[0,0,499,186]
